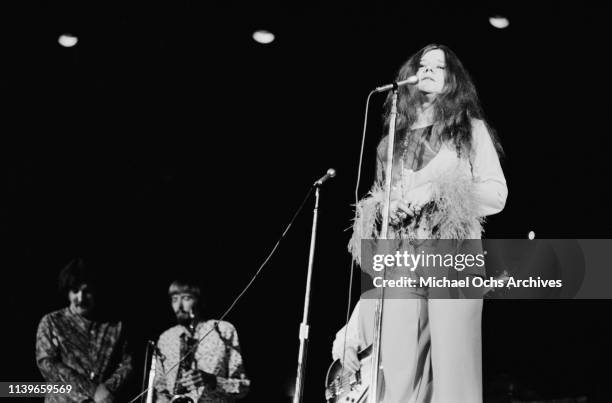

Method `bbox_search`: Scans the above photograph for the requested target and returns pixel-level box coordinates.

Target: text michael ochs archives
[370,251,563,289]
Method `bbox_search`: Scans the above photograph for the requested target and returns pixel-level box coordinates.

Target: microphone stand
[292,184,323,403]
[368,88,399,403]
[140,342,150,403]
[142,340,158,403]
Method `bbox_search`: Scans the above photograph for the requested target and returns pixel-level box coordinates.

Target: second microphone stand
[292,183,323,403]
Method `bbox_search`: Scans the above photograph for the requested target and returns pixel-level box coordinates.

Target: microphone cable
[128,184,318,403]
[338,89,377,374]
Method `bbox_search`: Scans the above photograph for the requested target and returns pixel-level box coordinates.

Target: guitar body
[324,345,376,403]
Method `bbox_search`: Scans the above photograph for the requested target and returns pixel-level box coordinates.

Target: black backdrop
[1,1,611,402]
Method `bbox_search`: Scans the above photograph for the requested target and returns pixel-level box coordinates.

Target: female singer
[345,44,508,403]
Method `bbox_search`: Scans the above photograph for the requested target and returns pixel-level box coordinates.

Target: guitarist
[331,290,432,402]
[331,299,366,373]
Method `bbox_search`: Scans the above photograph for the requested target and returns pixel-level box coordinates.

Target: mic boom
[314,168,336,186]
[374,75,419,93]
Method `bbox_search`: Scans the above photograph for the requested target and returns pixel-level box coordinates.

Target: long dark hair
[384,44,503,157]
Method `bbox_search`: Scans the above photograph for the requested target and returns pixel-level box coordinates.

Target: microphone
[188,310,196,334]
[314,168,336,186]
[374,75,419,93]
[147,340,165,359]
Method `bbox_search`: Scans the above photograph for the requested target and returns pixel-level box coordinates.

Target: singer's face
[68,283,95,317]
[171,292,198,322]
[416,49,446,96]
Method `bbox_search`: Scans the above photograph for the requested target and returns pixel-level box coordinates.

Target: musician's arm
[332,301,363,360]
[35,315,96,402]
[375,147,384,184]
[214,324,250,399]
[153,337,171,403]
[102,325,134,394]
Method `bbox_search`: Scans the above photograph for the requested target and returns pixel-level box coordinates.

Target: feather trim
[348,162,484,266]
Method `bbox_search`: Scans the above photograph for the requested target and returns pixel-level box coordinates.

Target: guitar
[324,345,376,403]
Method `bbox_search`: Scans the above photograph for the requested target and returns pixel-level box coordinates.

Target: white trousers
[358,296,483,403]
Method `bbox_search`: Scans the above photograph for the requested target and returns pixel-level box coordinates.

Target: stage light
[489,15,510,29]
[58,34,78,47]
[528,231,535,240]
[252,30,275,44]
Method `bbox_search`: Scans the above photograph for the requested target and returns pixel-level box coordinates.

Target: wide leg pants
[358,295,483,403]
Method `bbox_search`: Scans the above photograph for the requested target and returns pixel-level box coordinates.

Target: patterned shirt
[35,307,133,403]
[154,320,250,403]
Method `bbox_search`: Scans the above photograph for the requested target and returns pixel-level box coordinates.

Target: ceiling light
[58,34,78,47]
[489,15,510,29]
[253,30,275,44]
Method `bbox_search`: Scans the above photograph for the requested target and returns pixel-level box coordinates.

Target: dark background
[1,1,611,402]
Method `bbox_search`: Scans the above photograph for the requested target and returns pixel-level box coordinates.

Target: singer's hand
[389,199,411,225]
[388,183,433,224]
[403,183,433,215]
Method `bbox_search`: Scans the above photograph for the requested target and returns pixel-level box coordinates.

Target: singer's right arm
[374,139,385,185]
[373,138,411,221]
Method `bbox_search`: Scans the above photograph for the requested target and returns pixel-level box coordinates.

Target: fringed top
[348,119,508,268]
